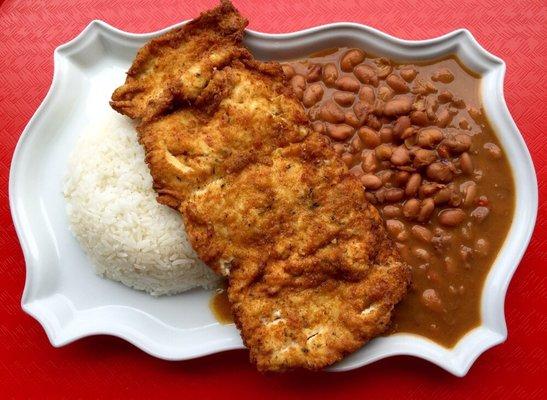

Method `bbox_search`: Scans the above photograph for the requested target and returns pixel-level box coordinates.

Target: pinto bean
[394,171,411,187]
[358,127,381,148]
[410,110,429,126]
[460,245,473,263]
[460,152,473,174]
[375,188,388,204]
[484,142,502,159]
[386,219,405,237]
[412,225,433,242]
[333,91,355,107]
[350,135,363,153]
[290,74,306,99]
[416,128,443,148]
[361,151,378,172]
[405,173,422,197]
[419,182,443,198]
[319,100,346,123]
[353,101,368,122]
[426,97,439,119]
[434,188,452,205]
[359,85,375,104]
[438,90,453,103]
[413,149,437,168]
[402,128,416,142]
[354,64,378,86]
[281,64,295,79]
[412,78,437,95]
[312,121,326,134]
[435,108,452,128]
[474,238,490,257]
[393,115,411,137]
[322,63,339,87]
[431,68,454,83]
[361,174,383,190]
[413,96,426,111]
[302,83,324,107]
[350,166,364,178]
[379,127,394,143]
[344,111,360,128]
[377,85,395,101]
[340,152,354,167]
[397,230,409,242]
[421,289,443,313]
[365,191,377,204]
[458,118,470,130]
[374,57,393,78]
[336,76,361,93]
[365,113,382,129]
[386,74,409,93]
[418,198,435,222]
[426,162,454,183]
[375,143,393,160]
[332,143,345,155]
[438,208,466,226]
[413,248,431,261]
[403,198,421,219]
[384,96,413,116]
[391,146,410,166]
[452,97,466,109]
[462,181,477,207]
[432,228,453,251]
[326,123,355,141]
[306,64,322,82]
[376,169,394,184]
[461,224,472,240]
[468,106,482,122]
[400,67,418,82]
[340,49,366,72]
[444,133,472,154]
[383,205,402,218]
[385,188,405,203]
[470,206,490,222]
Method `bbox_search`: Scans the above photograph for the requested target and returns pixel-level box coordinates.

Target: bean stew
[284,48,515,346]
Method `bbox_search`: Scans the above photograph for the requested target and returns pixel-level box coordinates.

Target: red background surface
[0,0,545,398]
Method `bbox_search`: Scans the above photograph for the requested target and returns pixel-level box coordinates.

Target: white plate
[10,20,537,376]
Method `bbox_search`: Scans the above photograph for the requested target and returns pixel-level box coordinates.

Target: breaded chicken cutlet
[111,0,410,371]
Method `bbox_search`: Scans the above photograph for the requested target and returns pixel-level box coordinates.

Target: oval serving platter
[10,20,537,376]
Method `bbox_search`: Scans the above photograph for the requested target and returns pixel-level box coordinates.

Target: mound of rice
[63,111,220,295]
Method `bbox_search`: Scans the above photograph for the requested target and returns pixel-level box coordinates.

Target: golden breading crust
[111,0,251,121]
[111,0,410,371]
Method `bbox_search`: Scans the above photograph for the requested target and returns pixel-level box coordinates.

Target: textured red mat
[0,0,545,398]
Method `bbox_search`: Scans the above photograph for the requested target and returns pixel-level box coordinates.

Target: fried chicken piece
[111,0,410,371]
[111,0,251,121]
[180,127,410,370]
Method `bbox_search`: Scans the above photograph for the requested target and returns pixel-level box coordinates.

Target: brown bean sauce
[210,286,233,324]
[210,48,515,347]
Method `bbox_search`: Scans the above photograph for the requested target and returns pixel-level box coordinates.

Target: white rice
[63,111,221,296]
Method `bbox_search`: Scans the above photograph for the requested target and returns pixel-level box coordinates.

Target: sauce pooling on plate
[211,48,515,347]
[210,287,233,324]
